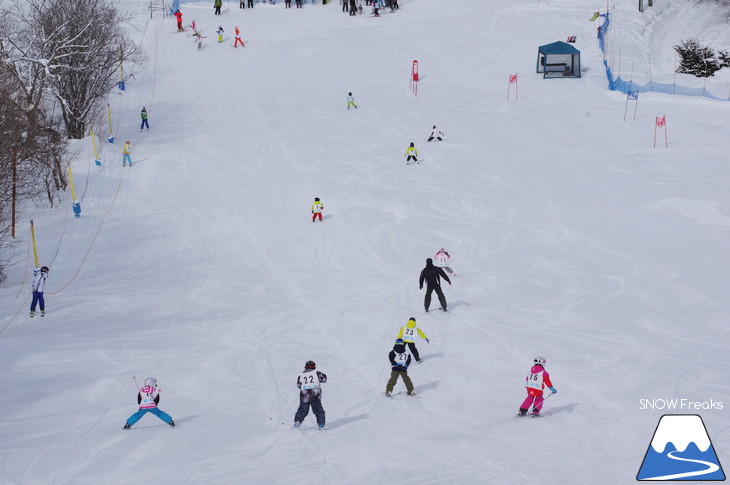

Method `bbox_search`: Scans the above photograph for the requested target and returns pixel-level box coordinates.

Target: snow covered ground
[1,0,729,483]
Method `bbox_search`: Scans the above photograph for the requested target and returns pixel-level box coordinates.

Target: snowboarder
[174,10,184,32]
[214,0,222,15]
[419,257,451,312]
[216,26,225,43]
[386,339,416,396]
[517,356,557,418]
[233,26,244,48]
[427,125,444,142]
[294,361,327,430]
[122,141,133,167]
[123,378,176,429]
[396,317,429,363]
[433,248,455,276]
[140,107,149,131]
[29,266,49,318]
[404,142,418,164]
[347,92,358,109]
[311,197,324,222]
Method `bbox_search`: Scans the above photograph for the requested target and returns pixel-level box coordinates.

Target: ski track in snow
[0,0,729,483]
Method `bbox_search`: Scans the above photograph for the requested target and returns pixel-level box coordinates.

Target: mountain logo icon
[637,414,726,481]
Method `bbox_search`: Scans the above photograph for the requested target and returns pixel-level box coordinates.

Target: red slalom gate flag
[507,73,518,101]
[656,116,666,126]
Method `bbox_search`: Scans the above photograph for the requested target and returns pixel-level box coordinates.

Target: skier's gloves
[426,338,430,343]
[311,211,313,213]
[549,387,557,394]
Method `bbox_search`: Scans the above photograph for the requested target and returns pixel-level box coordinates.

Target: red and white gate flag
[509,74,518,83]
[656,116,666,126]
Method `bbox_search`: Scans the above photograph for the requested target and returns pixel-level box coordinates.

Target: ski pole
[133,376,140,392]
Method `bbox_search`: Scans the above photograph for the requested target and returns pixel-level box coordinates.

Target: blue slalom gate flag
[628,90,639,100]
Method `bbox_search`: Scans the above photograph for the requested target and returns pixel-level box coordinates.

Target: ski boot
[293,421,302,428]
[169,420,176,427]
[29,311,34,318]
[123,423,131,430]
[40,311,45,318]
[318,424,325,431]
[516,408,528,418]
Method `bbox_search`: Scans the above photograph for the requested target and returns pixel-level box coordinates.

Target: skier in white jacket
[427,125,444,142]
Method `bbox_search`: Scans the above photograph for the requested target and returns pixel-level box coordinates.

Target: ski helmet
[40,266,49,274]
[305,361,316,369]
[533,356,546,366]
[314,197,319,202]
[395,338,405,345]
[144,377,157,388]
[433,125,436,129]
[348,92,352,96]
[408,317,416,323]
[410,142,414,147]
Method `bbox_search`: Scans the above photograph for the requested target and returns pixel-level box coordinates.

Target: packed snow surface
[1,0,729,483]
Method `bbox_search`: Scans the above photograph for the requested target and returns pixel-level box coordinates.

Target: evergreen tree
[674,39,722,77]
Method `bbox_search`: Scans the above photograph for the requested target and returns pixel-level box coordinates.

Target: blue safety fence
[597,12,728,101]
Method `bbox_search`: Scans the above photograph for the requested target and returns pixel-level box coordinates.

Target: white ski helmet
[533,356,546,366]
[144,377,158,388]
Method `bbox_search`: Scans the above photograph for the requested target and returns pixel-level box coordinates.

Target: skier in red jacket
[174,10,184,32]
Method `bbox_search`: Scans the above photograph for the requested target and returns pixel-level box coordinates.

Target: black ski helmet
[348,92,352,96]
[314,197,320,202]
[40,266,49,274]
[410,142,414,147]
[426,258,433,265]
[305,360,316,369]
[433,125,436,129]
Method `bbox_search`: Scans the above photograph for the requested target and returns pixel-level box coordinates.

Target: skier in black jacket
[419,258,451,312]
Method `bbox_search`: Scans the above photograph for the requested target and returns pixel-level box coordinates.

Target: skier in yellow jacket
[404,142,418,164]
[397,317,429,363]
[312,197,324,222]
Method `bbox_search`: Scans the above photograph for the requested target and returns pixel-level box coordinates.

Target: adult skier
[347,92,358,109]
[214,0,222,15]
[285,0,292,7]
[140,107,149,131]
[419,258,451,312]
[29,266,49,318]
[294,361,327,430]
[396,317,429,363]
[433,248,455,276]
[404,142,418,164]
[427,125,444,142]
[386,339,416,396]
[123,378,176,429]
[517,356,557,418]
[349,0,356,15]
[174,10,184,31]
[311,197,324,222]
[122,141,133,167]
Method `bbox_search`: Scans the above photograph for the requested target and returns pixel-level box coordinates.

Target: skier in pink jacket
[517,356,556,417]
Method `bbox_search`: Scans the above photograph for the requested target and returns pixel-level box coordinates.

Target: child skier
[233,26,244,47]
[311,197,324,222]
[140,107,149,131]
[396,317,429,363]
[122,141,133,167]
[434,248,455,276]
[123,378,176,429]
[216,26,224,43]
[174,10,184,32]
[517,356,557,417]
[386,339,416,396]
[427,125,444,142]
[294,361,327,430]
[194,32,206,51]
[347,92,358,109]
[404,142,418,164]
[29,266,49,318]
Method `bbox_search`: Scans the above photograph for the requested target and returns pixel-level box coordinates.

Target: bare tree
[1,0,140,139]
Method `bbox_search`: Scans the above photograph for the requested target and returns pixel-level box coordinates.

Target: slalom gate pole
[30,220,39,268]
